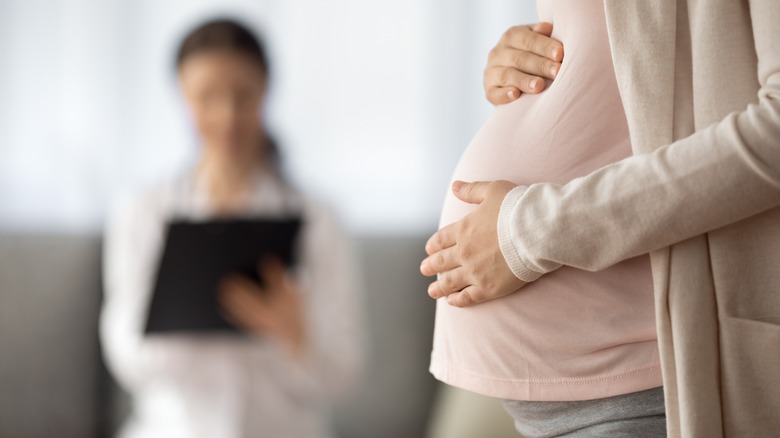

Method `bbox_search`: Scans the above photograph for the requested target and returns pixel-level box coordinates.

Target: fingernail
[420,259,428,273]
[530,78,539,90]
[551,47,559,59]
[452,180,463,193]
[428,283,438,298]
[550,64,558,78]
[506,89,518,100]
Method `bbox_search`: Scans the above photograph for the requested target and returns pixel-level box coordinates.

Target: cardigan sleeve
[497,0,780,280]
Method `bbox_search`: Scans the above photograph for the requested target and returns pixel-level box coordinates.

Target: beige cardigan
[497,0,780,436]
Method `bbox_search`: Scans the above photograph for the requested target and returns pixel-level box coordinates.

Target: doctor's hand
[420,180,528,307]
[485,22,563,105]
[219,258,307,359]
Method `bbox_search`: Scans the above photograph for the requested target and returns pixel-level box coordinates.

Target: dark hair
[176,19,283,177]
[176,19,269,73]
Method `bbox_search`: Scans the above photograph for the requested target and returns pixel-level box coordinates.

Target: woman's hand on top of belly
[420,180,529,307]
[484,22,563,106]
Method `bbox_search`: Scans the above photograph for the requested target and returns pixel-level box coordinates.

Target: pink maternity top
[429,0,662,401]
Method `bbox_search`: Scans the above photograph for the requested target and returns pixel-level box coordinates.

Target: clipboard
[144,217,302,334]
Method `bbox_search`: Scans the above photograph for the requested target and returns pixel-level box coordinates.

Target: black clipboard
[144,217,302,335]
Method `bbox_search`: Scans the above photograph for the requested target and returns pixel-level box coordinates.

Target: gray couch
[0,232,440,438]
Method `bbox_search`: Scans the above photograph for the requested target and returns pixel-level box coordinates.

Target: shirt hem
[429,358,663,402]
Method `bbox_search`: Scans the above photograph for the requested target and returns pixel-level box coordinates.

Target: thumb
[452,181,489,205]
[258,257,286,290]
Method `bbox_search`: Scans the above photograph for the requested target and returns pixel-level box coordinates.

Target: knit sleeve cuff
[497,185,545,283]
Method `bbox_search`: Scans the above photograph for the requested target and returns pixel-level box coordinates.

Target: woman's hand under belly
[421,180,528,307]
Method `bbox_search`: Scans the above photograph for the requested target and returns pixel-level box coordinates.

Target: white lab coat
[101,170,364,438]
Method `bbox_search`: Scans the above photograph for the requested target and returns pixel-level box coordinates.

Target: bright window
[0,0,537,234]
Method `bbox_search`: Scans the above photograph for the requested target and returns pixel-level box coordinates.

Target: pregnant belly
[440,84,632,228]
[432,89,657,392]
[429,0,660,401]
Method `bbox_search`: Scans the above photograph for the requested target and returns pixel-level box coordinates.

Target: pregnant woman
[422,0,780,436]
[427,2,663,436]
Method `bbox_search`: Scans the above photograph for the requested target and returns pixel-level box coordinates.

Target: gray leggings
[502,387,666,438]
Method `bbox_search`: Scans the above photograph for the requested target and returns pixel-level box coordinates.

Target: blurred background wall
[0,1,538,437]
[0,0,537,234]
